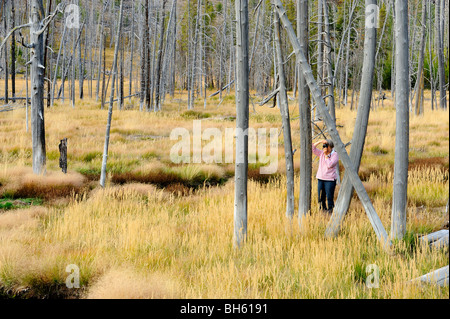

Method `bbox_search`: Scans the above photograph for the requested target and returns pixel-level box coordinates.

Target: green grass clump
[180,110,212,119]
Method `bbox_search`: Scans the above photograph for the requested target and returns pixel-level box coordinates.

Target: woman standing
[312,139,339,213]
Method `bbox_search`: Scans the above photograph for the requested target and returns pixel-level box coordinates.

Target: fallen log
[411,266,449,287]
[419,229,449,245]
[430,234,449,249]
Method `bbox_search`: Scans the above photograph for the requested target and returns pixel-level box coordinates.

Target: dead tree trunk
[297,0,312,221]
[100,0,124,188]
[30,0,47,174]
[390,0,410,240]
[3,1,8,104]
[154,0,168,111]
[10,0,15,98]
[414,0,427,116]
[188,0,201,110]
[436,0,447,110]
[234,0,249,248]
[274,10,295,219]
[59,138,68,174]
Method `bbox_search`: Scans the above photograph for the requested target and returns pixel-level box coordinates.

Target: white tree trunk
[234,0,249,248]
[390,0,410,240]
[274,11,295,219]
[30,0,46,175]
[297,0,312,221]
[100,0,124,188]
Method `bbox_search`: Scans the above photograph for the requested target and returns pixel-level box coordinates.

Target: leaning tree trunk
[297,0,312,222]
[100,0,124,188]
[274,10,295,219]
[326,0,378,238]
[234,0,249,248]
[391,0,410,240]
[30,0,47,175]
[274,0,391,249]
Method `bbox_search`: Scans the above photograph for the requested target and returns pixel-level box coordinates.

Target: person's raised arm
[312,139,326,156]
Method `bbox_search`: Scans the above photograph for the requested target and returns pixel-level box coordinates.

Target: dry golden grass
[0,83,448,299]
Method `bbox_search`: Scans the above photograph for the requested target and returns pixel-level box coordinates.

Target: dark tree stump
[59,138,68,174]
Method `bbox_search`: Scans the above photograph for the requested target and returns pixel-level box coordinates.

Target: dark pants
[318,179,337,212]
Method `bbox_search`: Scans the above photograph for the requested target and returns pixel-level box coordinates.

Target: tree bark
[234,0,249,248]
[154,0,168,111]
[436,0,447,110]
[10,0,15,98]
[414,0,427,116]
[390,0,410,240]
[100,0,124,188]
[297,0,312,221]
[274,10,295,219]
[30,0,47,174]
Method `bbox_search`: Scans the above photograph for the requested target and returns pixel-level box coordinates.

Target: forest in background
[1,0,448,111]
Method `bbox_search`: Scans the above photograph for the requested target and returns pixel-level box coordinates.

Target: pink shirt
[312,144,339,181]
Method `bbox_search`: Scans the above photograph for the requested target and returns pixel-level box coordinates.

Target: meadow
[0,79,448,298]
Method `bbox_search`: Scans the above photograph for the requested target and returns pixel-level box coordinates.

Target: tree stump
[59,138,68,174]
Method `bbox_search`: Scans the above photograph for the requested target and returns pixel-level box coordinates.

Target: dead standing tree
[297,0,312,223]
[100,0,124,188]
[0,1,65,175]
[390,0,410,240]
[234,0,249,248]
[274,9,295,219]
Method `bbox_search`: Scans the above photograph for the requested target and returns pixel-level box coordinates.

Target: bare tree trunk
[414,0,427,116]
[119,35,124,110]
[391,0,410,240]
[51,23,67,106]
[10,0,15,98]
[323,0,335,122]
[234,0,249,248]
[30,0,47,174]
[101,34,106,109]
[436,0,447,110]
[100,0,124,188]
[274,10,295,219]
[129,0,135,99]
[326,0,378,238]
[3,1,8,104]
[297,0,312,221]
[154,0,168,111]
[188,0,201,110]
[428,0,435,111]
[96,3,106,102]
